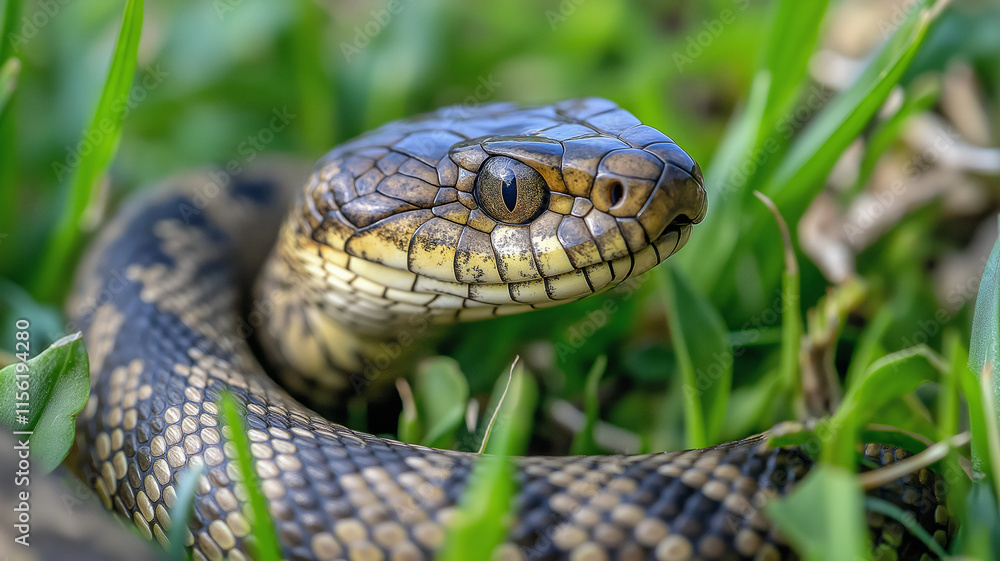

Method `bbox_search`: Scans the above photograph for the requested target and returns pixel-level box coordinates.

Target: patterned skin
[67,99,947,561]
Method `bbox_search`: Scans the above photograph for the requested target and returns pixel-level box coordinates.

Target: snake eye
[474,156,549,224]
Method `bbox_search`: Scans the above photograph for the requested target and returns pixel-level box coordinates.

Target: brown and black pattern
[67,99,950,561]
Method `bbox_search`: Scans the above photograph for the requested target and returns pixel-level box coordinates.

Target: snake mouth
[637,182,706,274]
[662,219,693,248]
[645,161,707,256]
[602,211,699,294]
[667,213,695,232]
[652,217,693,258]
[653,192,706,255]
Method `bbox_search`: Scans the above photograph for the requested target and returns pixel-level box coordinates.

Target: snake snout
[659,162,708,232]
[624,142,707,250]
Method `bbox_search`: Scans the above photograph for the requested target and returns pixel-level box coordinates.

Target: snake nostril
[609,181,625,207]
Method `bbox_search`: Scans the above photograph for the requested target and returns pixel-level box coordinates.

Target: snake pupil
[501,173,518,212]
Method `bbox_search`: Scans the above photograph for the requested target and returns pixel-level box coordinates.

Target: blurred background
[2,0,1000,457]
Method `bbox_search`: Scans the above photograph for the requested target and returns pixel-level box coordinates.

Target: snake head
[280,98,706,333]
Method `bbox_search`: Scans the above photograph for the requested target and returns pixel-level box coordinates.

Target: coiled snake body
[69,99,948,561]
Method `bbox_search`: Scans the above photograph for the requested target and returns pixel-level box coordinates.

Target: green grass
[397,357,470,448]
[1,0,999,559]
[0,0,21,267]
[660,261,732,448]
[165,461,203,560]
[440,359,536,561]
[0,332,89,472]
[218,392,283,561]
[33,0,143,301]
[569,355,606,455]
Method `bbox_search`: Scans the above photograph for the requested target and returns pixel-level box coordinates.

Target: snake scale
[68,99,949,561]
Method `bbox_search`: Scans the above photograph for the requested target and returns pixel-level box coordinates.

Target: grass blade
[937,330,973,527]
[766,464,868,561]
[676,67,768,291]
[570,355,606,455]
[825,345,946,466]
[292,0,335,153]
[691,0,951,309]
[399,357,469,448]
[219,392,282,561]
[679,1,830,293]
[957,346,992,483]
[980,364,1000,508]
[165,463,204,560]
[757,1,831,131]
[0,57,18,117]
[767,0,951,214]
[660,264,731,447]
[955,481,1000,557]
[440,362,536,561]
[35,0,144,300]
[970,214,1000,478]
[864,497,949,559]
[0,0,20,63]
[396,378,420,444]
[970,214,1000,383]
[0,332,90,472]
[0,0,19,274]
[478,356,518,454]
[754,191,801,398]
[438,454,516,561]
[941,330,963,441]
[845,75,941,200]
[845,308,892,388]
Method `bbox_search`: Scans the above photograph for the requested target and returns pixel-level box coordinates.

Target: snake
[67,98,950,561]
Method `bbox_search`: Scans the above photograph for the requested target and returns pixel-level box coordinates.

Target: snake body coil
[69,99,948,561]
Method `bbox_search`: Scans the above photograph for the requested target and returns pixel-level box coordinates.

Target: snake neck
[254,222,435,401]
